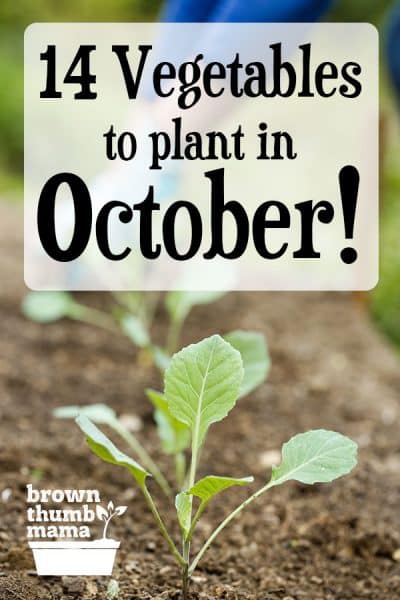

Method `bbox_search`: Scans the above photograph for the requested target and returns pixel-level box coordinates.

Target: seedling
[23,290,270,493]
[54,330,269,493]
[106,579,120,600]
[22,289,227,369]
[75,334,357,599]
[96,501,127,539]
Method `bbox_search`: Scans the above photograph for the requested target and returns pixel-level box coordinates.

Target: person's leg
[188,0,336,67]
[209,0,335,22]
[386,2,400,100]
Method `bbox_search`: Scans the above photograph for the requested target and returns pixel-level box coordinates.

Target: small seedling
[23,291,271,493]
[22,289,227,369]
[54,330,269,493]
[96,501,127,539]
[75,334,358,599]
[106,579,120,600]
[21,291,117,332]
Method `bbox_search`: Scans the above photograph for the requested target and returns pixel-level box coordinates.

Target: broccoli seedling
[75,334,357,599]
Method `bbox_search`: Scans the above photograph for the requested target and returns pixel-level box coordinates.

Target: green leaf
[166,291,225,324]
[146,389,190,455]
[146,388,169,414]
[120,314,150,348]
[113,291,142,313]
[270,430,358,486]
[175,492,192,539]
[22,291,74,323]
[75,415,150,489]
[153,411,189,455]
[106,579,120,600]
[187,475,254,503]
[165,335,243,448]
[54,403,117,424]
[224,331,270,397]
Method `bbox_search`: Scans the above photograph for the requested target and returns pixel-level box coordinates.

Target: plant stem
[182,562,190,600]
[102,515,113,539]
[166,316,183,356]
[112,291,141,314]
[180,400,203,597]
[68,303,118,333]
[186,501,207,542]
[142,486,185,567]
[144,292,160,328]
[182,537,191,600]
[182,348,216,591]
[189,481,276,576]
[112,420,172,498]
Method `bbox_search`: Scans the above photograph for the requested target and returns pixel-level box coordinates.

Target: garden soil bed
[1,203,400,599]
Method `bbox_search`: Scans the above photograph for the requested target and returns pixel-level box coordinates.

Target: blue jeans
[161,0,335,22]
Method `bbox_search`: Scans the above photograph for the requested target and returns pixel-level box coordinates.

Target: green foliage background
[0,0,162,184]
[0,0,399,349]
[331,0,393,24]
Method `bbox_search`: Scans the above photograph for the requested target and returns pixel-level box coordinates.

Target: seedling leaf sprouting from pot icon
[75,334,358,599]
[96,501,127,539]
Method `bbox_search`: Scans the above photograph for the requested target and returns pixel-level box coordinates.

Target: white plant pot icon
[28,500,127,576]
[29,538,120,576]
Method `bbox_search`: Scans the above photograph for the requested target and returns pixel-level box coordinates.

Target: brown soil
[1,203,400,599]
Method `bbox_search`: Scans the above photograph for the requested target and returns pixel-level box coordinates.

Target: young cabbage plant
[22,291,117,332]
[22,290,165,367]
[164,290,225,355]
[22,290,228,371]
[54,330,270,492]
[75,334,357,599]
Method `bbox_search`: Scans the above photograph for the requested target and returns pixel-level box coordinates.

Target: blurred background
[0,0,399,345]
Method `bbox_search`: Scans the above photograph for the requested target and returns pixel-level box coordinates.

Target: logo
[26,484,127,576]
